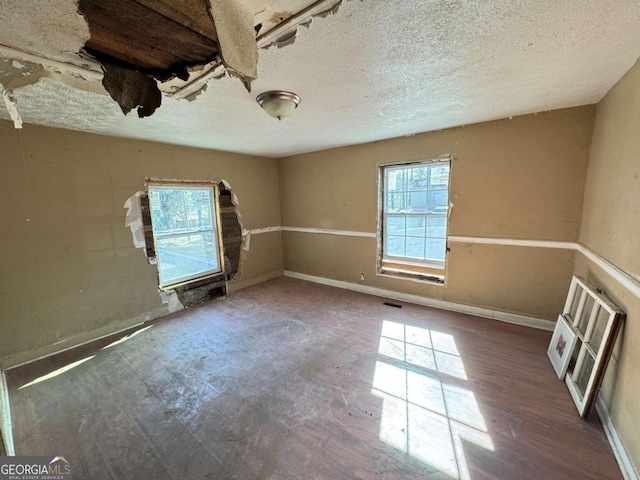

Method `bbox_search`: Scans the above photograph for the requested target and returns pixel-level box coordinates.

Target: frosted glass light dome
[256,91,301,120]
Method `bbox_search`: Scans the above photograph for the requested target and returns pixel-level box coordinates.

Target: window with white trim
[148,183,223,289]
[379,159,450,282]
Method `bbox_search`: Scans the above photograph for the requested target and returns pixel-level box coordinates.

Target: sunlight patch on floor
[101,325,154,351]
[372,320,493,479]
[19,356,96,390]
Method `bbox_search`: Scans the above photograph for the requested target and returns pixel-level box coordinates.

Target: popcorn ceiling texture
[0,0,639,156]
[0,78,121,132]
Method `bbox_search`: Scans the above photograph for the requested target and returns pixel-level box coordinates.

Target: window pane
[149,188,189,236]
[575,352,595,397]
[150,187,217,236]
[408,166,429,190]
[430,165,449,186]
[427,190,448,212]
[386,215,406,235]
[156,232,219,286]
[408,191,427,212]
[406,237,426,259]
[588,307,610,351]
[148,185,222,288]
[577,295,595,336]
[568,288,583,323]
[426,238,446,261]
[385,235,405,257]
[426,215,447,238]
[406,215,426,237]
[183,189,213,230]
[386,192,406,213]
[386,168,406,192]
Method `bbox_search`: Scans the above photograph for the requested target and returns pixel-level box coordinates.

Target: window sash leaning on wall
[377,156,451,283]
[146,180,225,290]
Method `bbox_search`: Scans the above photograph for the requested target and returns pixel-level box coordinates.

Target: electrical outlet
[359,272,365,281]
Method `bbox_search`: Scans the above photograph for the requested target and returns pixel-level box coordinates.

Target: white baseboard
[227,269,283,293]
[596,395,639,480]
[0,369,15,456]
[283,270,554,331]
[0,306,169,371]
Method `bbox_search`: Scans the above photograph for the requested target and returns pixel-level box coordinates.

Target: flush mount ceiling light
[256,90,301,120]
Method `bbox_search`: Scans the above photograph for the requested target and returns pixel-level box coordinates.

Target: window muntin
[148,184,222,288]
[382,161,450,270]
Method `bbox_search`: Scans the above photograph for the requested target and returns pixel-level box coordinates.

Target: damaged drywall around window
[217,180,279,285]
[218,180,243,280]
[159,290,184,314]
[124,179,245,309]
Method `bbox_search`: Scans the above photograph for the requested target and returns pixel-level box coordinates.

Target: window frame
[146,180,225,290]
[558,276,625,417]
[377,157,451,284]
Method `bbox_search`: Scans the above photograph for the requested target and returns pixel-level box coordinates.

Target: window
[379,159,450,282]
[556,276,625,417]
[148,183,223,289]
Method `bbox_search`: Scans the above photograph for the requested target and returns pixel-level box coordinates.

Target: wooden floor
[8,277,622,479]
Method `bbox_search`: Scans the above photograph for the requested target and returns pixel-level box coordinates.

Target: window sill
[159,271,225,291]
[377,268,445,286]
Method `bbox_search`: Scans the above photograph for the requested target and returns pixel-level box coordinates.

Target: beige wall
[279,107,594,320]
[0,121,282,364]
[575,58,640,471]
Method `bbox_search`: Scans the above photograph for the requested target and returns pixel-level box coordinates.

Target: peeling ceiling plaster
[253,0,320,33]
[0,0,90,63]
[1,0,640,157]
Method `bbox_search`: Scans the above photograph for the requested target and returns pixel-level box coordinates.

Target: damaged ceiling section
[0,0,347,123]
[78,0,257,117]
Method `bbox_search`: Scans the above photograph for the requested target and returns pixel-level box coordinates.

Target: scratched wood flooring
[7,277,622,479]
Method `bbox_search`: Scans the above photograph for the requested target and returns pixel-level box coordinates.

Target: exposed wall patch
[1,89,22,129]
[243,226,281,235]
[123,191,150,253]
[174,275,226,307]
[241,226,282,252]
[159,290,184,314]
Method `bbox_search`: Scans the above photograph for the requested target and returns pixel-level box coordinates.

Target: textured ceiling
[1,0,640,157]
